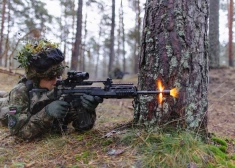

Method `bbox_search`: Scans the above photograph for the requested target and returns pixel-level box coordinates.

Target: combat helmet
[15,40,66,81]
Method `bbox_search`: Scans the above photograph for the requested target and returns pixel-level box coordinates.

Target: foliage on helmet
[14,40,59,69]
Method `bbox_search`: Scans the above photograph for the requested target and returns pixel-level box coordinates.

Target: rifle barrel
[137,90,171,95]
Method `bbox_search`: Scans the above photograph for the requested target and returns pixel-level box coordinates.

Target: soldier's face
[39,77,58,90]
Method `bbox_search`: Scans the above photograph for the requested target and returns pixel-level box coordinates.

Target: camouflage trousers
[0,91,9,126]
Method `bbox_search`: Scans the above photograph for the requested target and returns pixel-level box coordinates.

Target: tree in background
[209,0,220,68]
[0,0,145,78]
[127,0,141,74]
[0,0,52,69]
[59,0,76,63]
[116,0,126,72]
[228,0,233,66]
[120,0,126,73]
[71,0,83,71]
[0,0,6,66]
[108,0,115,74]
[134,0,209,136]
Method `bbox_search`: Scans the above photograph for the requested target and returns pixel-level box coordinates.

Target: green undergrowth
[119,128,235,168]
[1,126,235,168]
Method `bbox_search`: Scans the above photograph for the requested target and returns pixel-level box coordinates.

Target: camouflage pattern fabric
[0,79,97,140]
[0,91,8,98]
[26,63,65,81]
[0,95,9,126]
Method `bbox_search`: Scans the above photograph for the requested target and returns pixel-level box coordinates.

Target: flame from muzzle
[170,88,179,98]
[157,80,164,104]
[156,80,179,104]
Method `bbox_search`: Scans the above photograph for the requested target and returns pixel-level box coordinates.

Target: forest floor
[208,66,235,139]
[0,67,235,167]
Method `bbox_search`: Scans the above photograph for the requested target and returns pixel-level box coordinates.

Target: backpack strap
[25,80,33,114]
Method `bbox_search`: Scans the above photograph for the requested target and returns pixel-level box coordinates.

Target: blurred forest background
[0,0,233,78]
[0,0,146,79]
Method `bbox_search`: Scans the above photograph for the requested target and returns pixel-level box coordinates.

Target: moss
[219,146,227,153]
[146,38,154,43]
[166,45,173,57]
[154,57,159,71]
[189,119,199,128]
[211,137,228,147]
[174,9,182,16]
[186,115,194,124]
[169,57,178,75]
[185,103,198,127]
[153,74,158,80]
[162,102,169,114]
[178,30,185,37]
[183,61,189,68]
[208,145,228,160]
[161,13,167,19]
[137,95,155,125]
[170,57,178,66]
[231,154,235,160]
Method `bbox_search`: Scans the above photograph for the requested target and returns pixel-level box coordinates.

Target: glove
[45,100,70,118]
[80,94,103,111]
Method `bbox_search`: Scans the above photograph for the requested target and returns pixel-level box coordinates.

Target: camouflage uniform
[0,41,97,140]
[0,77,96,140]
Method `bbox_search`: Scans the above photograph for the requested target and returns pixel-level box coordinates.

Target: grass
[1,124,235,168]
[117,128,235,168]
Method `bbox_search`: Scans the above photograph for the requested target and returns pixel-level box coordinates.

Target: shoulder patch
[8,115,17,128]
[9,107,17,114]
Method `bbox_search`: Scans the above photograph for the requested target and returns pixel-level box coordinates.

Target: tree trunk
[0,0,6,66]
[71,0,83,70]
[209,0,220,68]
[95,20,102,78]
[117,5,121,68]
[228,0,233,66]
[82,12,88,72]
[120,0,126,72]
[108,0,115,74]
[134,0,209,136]
[134,0,141,74]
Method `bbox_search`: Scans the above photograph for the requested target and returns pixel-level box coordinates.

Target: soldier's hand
[81,94,103,111]
[46,100,70,118]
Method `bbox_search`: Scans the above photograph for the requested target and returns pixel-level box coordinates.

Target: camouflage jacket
[0,79,54,140]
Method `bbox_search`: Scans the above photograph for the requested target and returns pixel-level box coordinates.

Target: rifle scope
[67,71,89,80]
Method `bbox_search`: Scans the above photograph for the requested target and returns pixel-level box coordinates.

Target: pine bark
[134,0,209,135]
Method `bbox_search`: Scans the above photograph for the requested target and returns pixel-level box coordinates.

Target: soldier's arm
[8,83,54,140]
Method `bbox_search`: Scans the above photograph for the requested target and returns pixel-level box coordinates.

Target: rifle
[54,71,173,102]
